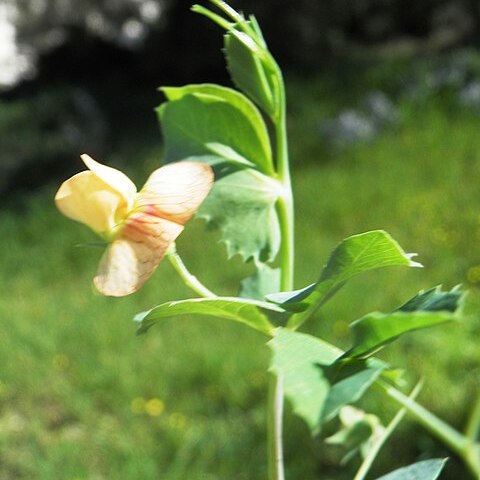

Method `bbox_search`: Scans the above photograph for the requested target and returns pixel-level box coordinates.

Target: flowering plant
[57,1,480,479]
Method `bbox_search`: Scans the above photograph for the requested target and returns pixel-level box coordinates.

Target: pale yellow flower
[56,155,136,238]
[55,154,213,296]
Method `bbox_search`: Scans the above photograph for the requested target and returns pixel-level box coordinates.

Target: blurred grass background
[4,1,480,477]
[2,55,480,480]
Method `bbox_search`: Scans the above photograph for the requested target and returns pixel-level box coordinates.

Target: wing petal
[136,162,214,225]
[94,212,183,296]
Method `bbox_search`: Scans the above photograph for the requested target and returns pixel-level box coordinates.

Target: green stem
[192,4,266,63]
[276,196,294,292]
[275,72,294,293]
[378,380,480,478]
[466,392,480,442]
[208,0,245,24]
[354,381,423,480]
[268,373,285,480]
[191,5,232,30]
[268,62,293,480]
[167,247,217,298]
[275,75,290,185]
[378,380,469,455]
[464,393,480,477]
[465,445,480,480]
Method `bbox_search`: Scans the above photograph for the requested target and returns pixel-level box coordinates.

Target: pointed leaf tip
[345,286,465,358]
[274,230,422,329]
[375,458,447,480]
[406,253,423,268]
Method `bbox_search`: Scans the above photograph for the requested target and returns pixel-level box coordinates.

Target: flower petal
[94,162,213,296]
[81,154,137,210]
[55,171,129,235]
[94,211,183,296]
[135,161,214,224]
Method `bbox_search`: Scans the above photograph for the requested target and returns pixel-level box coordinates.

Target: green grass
[2,68,480,479]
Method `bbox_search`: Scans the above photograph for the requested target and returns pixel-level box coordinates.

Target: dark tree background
[2,0,480,196]
[7,0,480,84]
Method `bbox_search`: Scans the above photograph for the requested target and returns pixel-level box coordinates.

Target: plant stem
[466,392,480,442]
[276,195,294,292]
[378,380,469,455]
[275,70,294,293]
[208,0,245,24]
[465,444,480,480]
[378,380,480,478]
[191,5,232,30]
[354,381,423,480]
[464,392,480,477]
[167,247,217,298]
[268,61,293,480]
[268,373,285,480]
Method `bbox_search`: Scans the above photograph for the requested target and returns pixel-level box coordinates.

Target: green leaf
[265,283,314,312]
[346,286,465,358]
[326,406,385,465]
[135,297,287,336]
[224,23,279,117]
[375,459,447,480]
[158,84,281,262]
[191,4,279,115]
[159,84,273,174]
[326,415,375,451]
[269,329,385,432]
[239,263,280,300]
[266,230,421,329]
[322,360,385,421]
[398,285,463,313]
[269,328,341,432]
[198,167,281,263]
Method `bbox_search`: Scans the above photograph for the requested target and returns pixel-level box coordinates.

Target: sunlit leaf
[266,231,421,329]
[198,167,281,263]
[269,328,340,432]
[158,84,281,262]
[159,84,273,174]
[269,328,385,432]
[346,286,465,358]
[224,21,279,116]
[135,297,287,336]
[375,458,447,480]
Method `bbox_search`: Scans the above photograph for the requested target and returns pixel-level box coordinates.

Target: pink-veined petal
[135,161,214,225]
[94,211,183,296]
